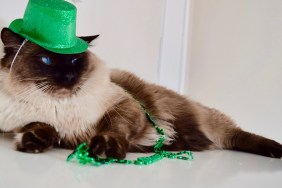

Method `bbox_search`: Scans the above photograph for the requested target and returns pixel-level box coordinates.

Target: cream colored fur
[0,53,175,146]
[0,54,124,141]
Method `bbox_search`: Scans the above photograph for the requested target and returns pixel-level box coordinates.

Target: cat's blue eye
[71,58,79,65]
[41,57,52,65]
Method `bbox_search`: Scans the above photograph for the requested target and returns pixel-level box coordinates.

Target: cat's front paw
[89,135,129,159]
[15,122,58,153]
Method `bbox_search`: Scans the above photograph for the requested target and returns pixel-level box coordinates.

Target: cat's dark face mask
[0,28,99,98]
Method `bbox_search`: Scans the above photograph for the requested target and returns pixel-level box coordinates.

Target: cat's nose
[65,73,76,82]
[61,73,77,87]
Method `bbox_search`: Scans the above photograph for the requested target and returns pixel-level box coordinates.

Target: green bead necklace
[67,103,193,166]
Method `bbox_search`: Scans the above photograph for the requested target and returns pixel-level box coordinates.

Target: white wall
[0,0,165,83]
[0,0,28,58]
[158,0,191,92]
[186,0,282,142]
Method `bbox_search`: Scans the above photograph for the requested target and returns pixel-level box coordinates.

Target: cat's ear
[1,27,24,47]
[79,35,100,44]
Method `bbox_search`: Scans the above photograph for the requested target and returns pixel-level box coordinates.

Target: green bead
[67,101,193,166]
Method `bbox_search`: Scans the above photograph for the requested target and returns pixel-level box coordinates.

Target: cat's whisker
[104,109,113,128]
[70,86,109,135]
[14,85,38,98]
[93,94,134,126]
[42,84,52,93]
[15,86,41,101]
[3,44,22,48]
[77,86,89,96]
[79,77,89,81]
[90,94,113,128]
[14,82,48,101]
[18,78,48,82]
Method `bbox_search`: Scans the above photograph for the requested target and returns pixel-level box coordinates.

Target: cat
[0,27,281,159]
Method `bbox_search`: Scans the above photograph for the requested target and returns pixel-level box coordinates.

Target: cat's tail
[199,107,282,158]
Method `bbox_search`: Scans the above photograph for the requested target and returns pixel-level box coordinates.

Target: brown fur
[1,28,281,159]
[109,70,282,158]
[15,122,59,153]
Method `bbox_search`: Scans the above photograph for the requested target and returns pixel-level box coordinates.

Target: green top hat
[9,0,88,54]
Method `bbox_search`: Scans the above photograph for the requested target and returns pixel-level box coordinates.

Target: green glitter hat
[8,0,88,54]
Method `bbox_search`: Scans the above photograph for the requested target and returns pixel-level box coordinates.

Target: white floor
[0,133,281,188]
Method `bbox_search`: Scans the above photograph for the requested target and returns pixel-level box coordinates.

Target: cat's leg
[89,134,129,159]
[89,99,147,159]
[14,122,59,153]
[199,107,282,158]
[229,129,282,158]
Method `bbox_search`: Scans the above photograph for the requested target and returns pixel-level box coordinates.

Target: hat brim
[9,19,89,54]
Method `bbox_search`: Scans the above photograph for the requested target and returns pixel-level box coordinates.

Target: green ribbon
[67,103,193,166]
